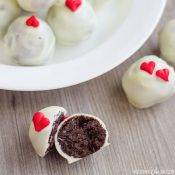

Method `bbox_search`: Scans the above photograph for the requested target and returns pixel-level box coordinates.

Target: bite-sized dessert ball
[4,16,55,66]
[47,0,97,45]
[16,0,56,12]
[0,0,21,37]
[55,113,109,164]
[29,106,67,157]
[122,55,175,108]
[160,20,175,66]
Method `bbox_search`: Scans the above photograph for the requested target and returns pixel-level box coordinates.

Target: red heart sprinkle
[26,16,40,28]
[156,69,169,82]
[140,61,156,75]
[32,112,50,132]
[65,0,82,12]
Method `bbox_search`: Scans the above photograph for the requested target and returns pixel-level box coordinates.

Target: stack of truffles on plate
[0,0,109,66]
[29,106,109,164]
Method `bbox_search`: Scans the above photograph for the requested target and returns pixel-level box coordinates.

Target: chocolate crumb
[46,113,65,153]
[57,115,106,158]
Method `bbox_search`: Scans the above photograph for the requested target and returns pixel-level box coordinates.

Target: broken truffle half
[54,113,109,164]
[29,106,67,157]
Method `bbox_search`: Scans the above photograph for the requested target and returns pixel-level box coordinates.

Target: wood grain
[1,1,175,175]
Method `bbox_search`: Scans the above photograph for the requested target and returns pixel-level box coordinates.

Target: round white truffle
[122,55,175,108]
[55,113,109,164]
[160,19,175,66]
[47,0,97,45]
[0,0,21,37]
[16,0,56,12]
[4,16,55,66]
[29,106,67,157]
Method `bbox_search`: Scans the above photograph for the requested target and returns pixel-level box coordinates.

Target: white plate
[0,0,166,91]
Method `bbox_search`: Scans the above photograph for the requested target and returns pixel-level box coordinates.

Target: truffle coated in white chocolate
[0,0,21,37]
[16,0,56,12]
[47,1,97,45]
[54,113,109,164]
[29,106,67,157]
[160,20,175,66]
[122,55,175,108]
[4,16,55,66]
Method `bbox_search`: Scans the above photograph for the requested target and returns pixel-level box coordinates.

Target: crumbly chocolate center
[57,116,106,158]
[46,113,65,153]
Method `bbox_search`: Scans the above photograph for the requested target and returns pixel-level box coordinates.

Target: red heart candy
[140,61,155,75]
[32,112,50,132]
[65,0,82,12]
[156,69,169,82]
[26,16,40,28]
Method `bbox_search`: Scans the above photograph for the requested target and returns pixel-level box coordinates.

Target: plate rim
[0,0,167,91]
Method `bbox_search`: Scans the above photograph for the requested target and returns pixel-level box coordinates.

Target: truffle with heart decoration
[47,0,97,45]
[122,55,175,108]
[29,106,67,157]
[4,16,55,66]
[29,107,109,163]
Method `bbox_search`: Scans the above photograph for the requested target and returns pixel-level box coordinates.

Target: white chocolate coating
[160,20,175,66]
[29,106,67,157]
[17,0,56,12]
[56,0,65,5]
[47,1,97,45]
[122,55,175,108]
[0,0,21,37]
[55,113,109,164]
[4,16,55,66]
[88,0,108,9]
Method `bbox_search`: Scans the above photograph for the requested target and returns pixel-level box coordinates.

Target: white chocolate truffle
[16,0,56,12]
[4,16,55,66]
[160,20,175,66]
[122,55,175,108]
[55,113,109,164]
[47,0,97,45]
[0,0,21,37]
[29,106,67,157]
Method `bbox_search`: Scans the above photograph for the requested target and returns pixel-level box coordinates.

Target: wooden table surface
[1,1,175,175]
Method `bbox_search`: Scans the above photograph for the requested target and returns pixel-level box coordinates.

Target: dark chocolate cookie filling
[46,113,66,153]
[57,115,106,158]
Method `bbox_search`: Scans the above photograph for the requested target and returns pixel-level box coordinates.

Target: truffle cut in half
[54,113,109,164]
[29,106,67,157]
